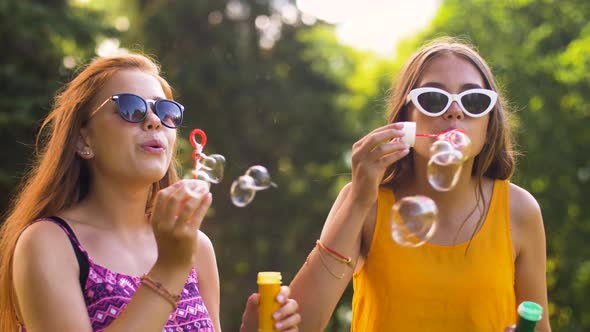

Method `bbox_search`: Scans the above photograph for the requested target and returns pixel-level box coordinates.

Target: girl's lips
[140,139,166,153]
[142,146,165,153]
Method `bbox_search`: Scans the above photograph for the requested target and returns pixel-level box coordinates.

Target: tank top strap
[33,216,90,289]
[376,186,395,234]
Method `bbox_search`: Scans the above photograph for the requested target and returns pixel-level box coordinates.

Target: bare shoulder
[13,219,87,328]
[508,182,545,255]
[509,182,543,226]
[195,230,218,277]
[14,220,79,272]
[197,230,215,257]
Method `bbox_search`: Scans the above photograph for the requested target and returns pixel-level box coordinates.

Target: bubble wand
[185,129,226,199]
[189,129,207,179]
[400,122,468,145]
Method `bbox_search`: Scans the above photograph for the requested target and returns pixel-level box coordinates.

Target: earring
[79,150,92,157]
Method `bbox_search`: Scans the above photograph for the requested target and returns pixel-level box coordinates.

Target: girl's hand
[150,179,212,271]
[350,122,410,206]
[240,286,301,332]
[504,325,516,332]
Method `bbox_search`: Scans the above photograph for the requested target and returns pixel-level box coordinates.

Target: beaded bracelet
[140,274,181,309]
[140,274,183,332]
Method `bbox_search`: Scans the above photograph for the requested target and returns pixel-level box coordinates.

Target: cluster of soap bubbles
[230,165,277,207]
[185,129,275,207]
[427,130,471,192]
[391,125,472,247]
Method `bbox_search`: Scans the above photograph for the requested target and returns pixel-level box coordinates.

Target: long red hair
[0,53,180,330]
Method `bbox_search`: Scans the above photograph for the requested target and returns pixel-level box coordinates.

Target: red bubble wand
[189,129,207,179]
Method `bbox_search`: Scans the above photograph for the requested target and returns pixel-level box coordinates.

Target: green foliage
[0,0,116,212]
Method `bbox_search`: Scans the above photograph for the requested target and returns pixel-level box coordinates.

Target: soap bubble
[230,175,257,207]
[230,165,276,207]
[391,195,438,247]
[426,130,472,191]
[183,179,211,200]
[427,140,464,191]
[194,154,226,184]
[245,165,276,190]
[437,129,471,161]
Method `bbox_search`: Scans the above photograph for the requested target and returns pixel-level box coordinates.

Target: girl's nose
[143,103,162,130]
[443,101,463,120]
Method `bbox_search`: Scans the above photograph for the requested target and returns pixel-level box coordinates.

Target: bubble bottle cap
[257,272,282,284]
[517,301,543,322]
[400,121,416,147]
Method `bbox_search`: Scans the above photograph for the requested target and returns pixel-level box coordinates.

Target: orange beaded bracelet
[140,274,181,309]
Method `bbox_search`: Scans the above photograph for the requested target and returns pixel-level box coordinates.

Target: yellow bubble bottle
[257,271,282,332]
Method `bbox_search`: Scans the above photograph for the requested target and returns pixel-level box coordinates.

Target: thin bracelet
[305,246,346,279]
[316,240,354,268]
[315,246,346,279]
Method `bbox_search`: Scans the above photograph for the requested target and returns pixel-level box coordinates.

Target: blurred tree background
[1,0,588,331]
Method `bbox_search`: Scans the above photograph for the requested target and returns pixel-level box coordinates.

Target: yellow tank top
[352,180,516,331]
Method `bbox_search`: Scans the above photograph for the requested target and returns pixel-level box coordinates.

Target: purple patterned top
[19,218,215,332]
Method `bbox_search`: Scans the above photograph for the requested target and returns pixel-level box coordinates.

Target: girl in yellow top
[289,38,551,332]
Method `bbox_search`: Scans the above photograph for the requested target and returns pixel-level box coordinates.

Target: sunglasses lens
[117,94,147,122]
[461,93,492,115]
[418,92,448,114]
[155,100,183,128]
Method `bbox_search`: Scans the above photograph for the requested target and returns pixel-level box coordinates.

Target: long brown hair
[383,37,517,185]
[382,37,518,247]
[0,53,180,330]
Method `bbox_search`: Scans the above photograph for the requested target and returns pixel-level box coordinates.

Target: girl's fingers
[368,141,410,160]
[370,130,405,150]
[151,181,181,217]
[151,181,184,228]
[150,180,211,240]
[174,193,205,228]
[354,123,403,147]
[357,128,403,152]
[160,183,190,228]
[274,298,299,321]
[246,293,260,306]
[240,293,260,332]
[276,286,290,304]
[274,305,301,331]
[365,122,404,136]
[278,328,297,332]
[354,128,407,162]
[186,193,212,229]
[377,147,411,167]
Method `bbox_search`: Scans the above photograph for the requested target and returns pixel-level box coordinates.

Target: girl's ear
[76,127,94,159]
